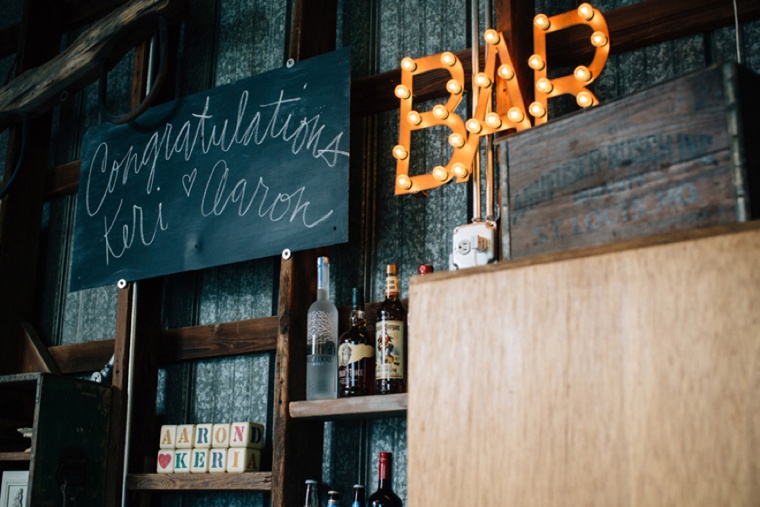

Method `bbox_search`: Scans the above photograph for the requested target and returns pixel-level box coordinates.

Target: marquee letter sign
[394,3,609,194]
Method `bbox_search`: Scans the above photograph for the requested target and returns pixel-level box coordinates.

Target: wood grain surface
[408,223,760,506]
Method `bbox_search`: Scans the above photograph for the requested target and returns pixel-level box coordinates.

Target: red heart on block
[158,453,172,469]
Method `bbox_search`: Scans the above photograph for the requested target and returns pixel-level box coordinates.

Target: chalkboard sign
[70,48,350,291]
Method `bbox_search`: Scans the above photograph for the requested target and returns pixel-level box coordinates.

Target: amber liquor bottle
[339,287,374,397]
[367,452,402,507]
[375,264,406,395]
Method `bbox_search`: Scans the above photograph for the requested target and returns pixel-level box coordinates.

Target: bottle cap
[353,484,365,489]
[418,264,434,275]
[305,479,318,484]
[386,264,398,275]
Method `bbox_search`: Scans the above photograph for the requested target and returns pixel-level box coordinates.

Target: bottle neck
[384,274,399,300]
[350,307,366,326]
[317,260,331,301]
[377,457,393,489]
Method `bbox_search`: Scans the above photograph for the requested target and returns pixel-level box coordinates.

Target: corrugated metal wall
[0,0,757,505]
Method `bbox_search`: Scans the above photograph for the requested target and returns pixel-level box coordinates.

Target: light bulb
[440,52,457,67]
[397,174,412,190]
[574,65,592,82]
[497,64,515,80]
[591,31,608,47]
[536,78,553,93]
[485,112,502,129]
[474,73,492,88]
[392,145,408,160]
[528,54,545,70]
[529,101,546,118]
[407,110,422,125]
[578,3,594,20]
[484,29,501,45]
[448,133,465,148]
[433,105,449,119]
[446,79,463,95]
[507,107,525,123]
[394,84,411,99]
[432,165,448,181]
[534,14,550,30]
[466,118,482,134]
[400,57,417,72]
[452,162,469,178]
[577,91,594,108]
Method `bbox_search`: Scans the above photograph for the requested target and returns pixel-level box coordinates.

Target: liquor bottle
[375,264,406,394]
[351,484,366,507]
[327,490,341,506]
[306,256,339,400]
[339,288,374,397]
[367,452,402,507]
[304,479,320,507]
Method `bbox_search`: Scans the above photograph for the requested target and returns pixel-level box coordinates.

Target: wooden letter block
[226,447,261,473]
[212,423,230,448]
[159,425,177,449]
[194,423,212,448]
[156,449,174,474]
[209,448,227,473]
[230,421,265,449]
[174,449,191,473]
[175,424,195,449]
[190,448,209,473]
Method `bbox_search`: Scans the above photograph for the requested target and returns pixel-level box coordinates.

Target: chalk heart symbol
[158,453,172,469]
[182,168,198,197]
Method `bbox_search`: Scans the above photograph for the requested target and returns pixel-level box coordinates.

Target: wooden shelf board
[126,472,272,491]
[0,452,31,461]
[290,393,407,420]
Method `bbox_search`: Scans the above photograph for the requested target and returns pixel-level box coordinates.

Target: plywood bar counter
[408,222,760,506]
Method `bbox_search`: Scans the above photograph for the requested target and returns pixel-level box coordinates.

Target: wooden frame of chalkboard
[70,48,350,291]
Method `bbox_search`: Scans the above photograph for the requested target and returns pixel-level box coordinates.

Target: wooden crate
[503,63,760,259]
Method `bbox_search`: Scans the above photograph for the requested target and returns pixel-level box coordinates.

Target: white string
[733,0,742,64]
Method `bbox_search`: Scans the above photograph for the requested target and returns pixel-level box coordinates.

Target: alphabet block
[226,447,261,473]
[156,450,175,473]
[209,448,227,473]
[174,449,191,473]
[175,424,195,449]
[194,423,213,448]
[159,425,177,449]
[230,422,265,449]
[190,448,210,473]
[212,423,230,448]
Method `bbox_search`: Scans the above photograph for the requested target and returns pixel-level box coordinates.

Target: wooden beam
[44,160,80,199]
[287,0,338,62]
[49,339,114,374]
[18,322,62,374]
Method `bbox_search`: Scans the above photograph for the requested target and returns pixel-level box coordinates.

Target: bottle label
[375,320,404,379]
[307,310,336,354]
[384,274,399,296]
[338,343,374,367]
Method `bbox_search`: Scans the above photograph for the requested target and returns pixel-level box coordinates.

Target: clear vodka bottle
[306,256,338,399]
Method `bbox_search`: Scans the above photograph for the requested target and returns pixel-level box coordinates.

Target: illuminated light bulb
[507,107,525,123]
[497,64,515,80]
[432,165,449,181]
[578,3,594,20]
[446,79,463,95]
[392,145,408,160]
[400,57,417,72]
[407,110,422,126]
[440,52,457,66]
[574,65,592,82]
[452,162,469,178]
[577,91,594,108]
[432,105,449,119]
[448,133,465,148]
[536,78,554,93]
[590,31,608,47]
[528,54,545,71]
[474,72,492,88]
[484,29,501,45]
[394,84,411,99]
[485,112,502,129]
[529,101,547,118]
[466,118,482,134]
[397,174,413,190]
[534,14,550,30]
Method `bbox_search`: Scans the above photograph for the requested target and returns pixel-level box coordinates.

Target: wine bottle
[339,288,374,397]
[351,484,366,507]
[304,479,320,507]
[367,452,402,507]
[375,264,406,394]
[306,256,339,400]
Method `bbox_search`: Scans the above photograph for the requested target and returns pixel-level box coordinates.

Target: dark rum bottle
[339,287,374,397]
[375,264,406,395]
[367,452,402,507]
